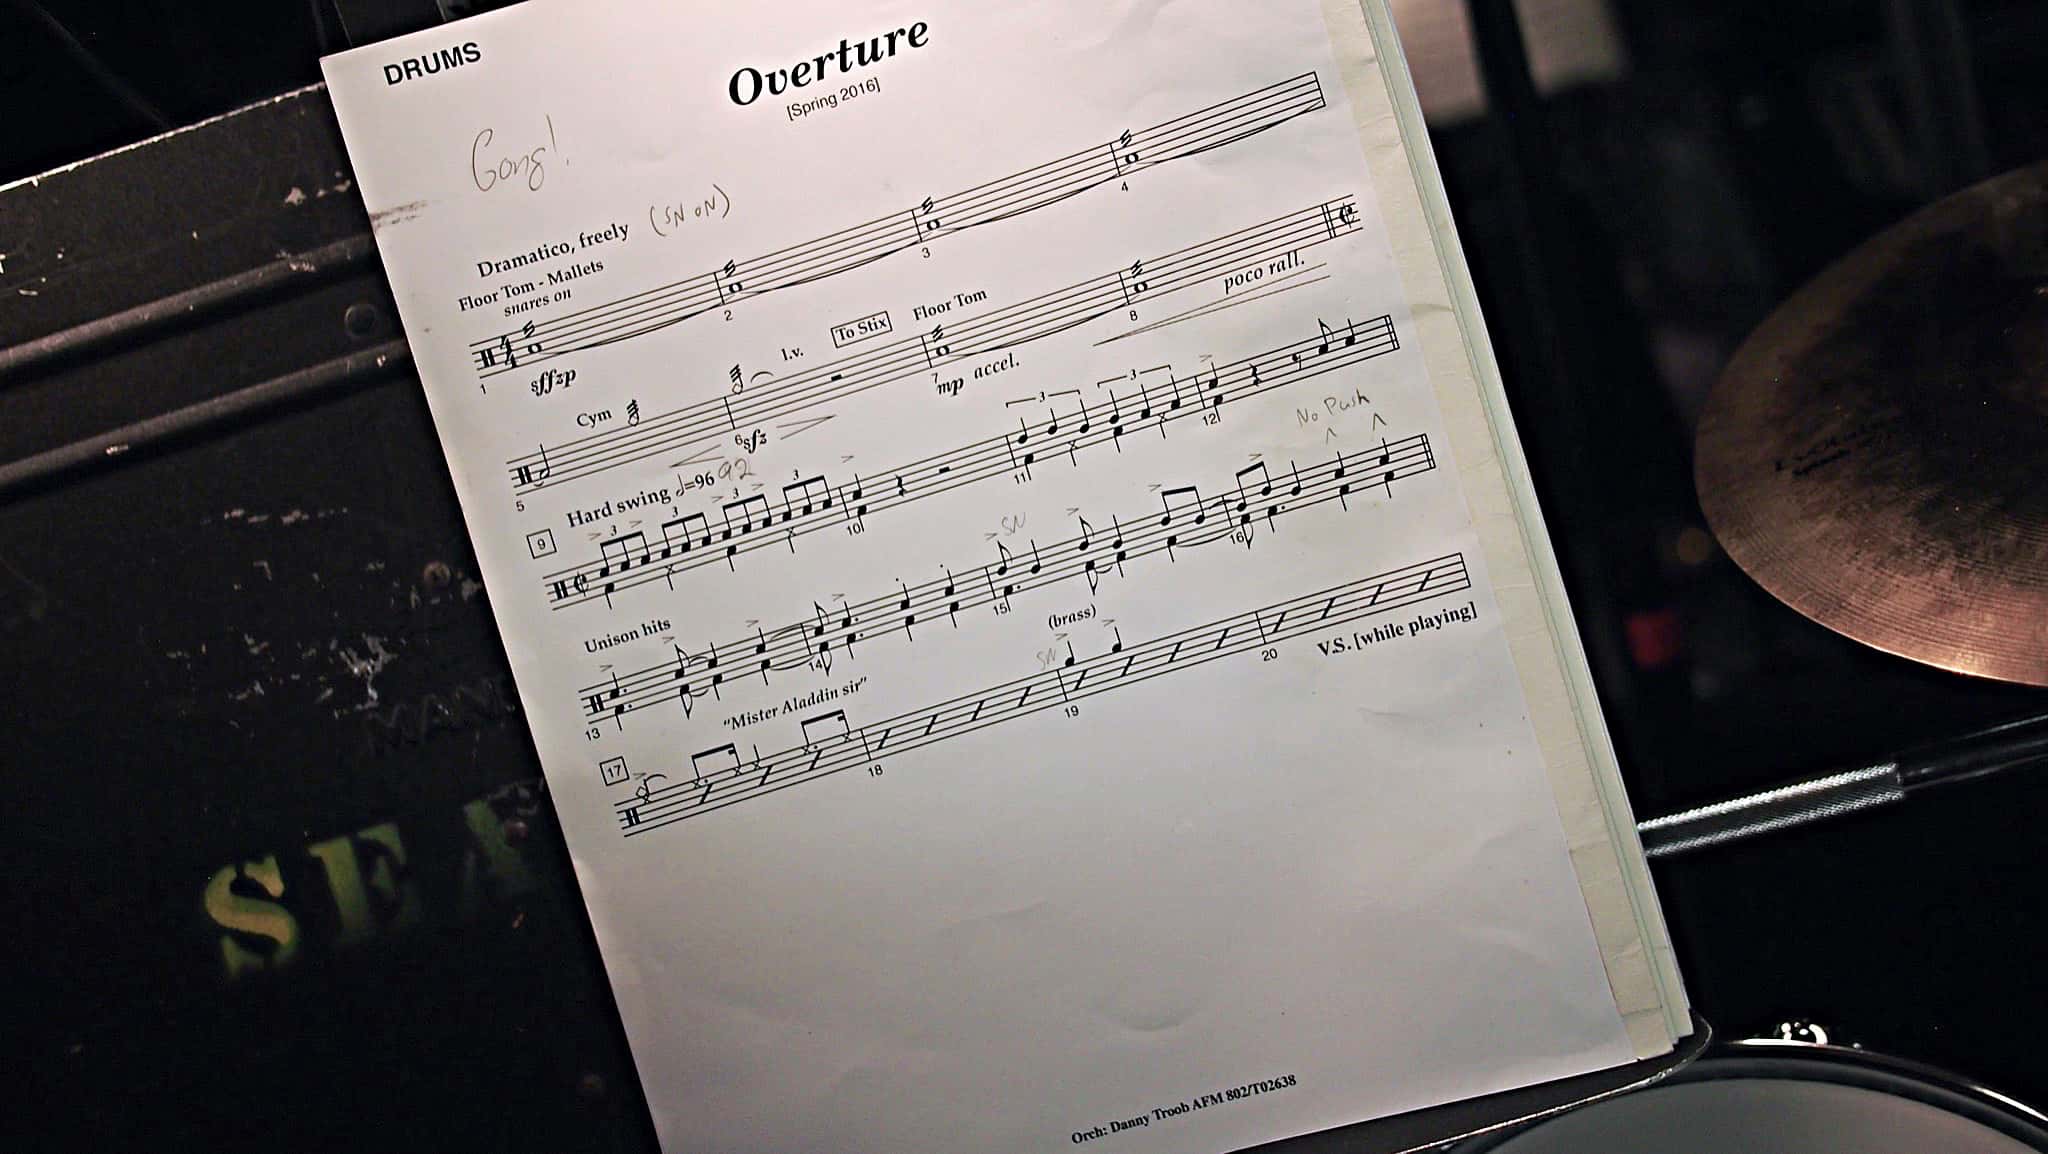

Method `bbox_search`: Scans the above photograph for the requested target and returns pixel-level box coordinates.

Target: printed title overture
[729,23,930,106]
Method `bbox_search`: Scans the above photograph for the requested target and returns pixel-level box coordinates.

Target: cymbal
[1696,162,2048,686]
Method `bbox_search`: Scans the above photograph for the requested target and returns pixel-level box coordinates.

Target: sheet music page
[322,2,1641,1148]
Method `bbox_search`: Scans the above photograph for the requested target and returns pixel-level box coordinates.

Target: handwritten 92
[472,115,560,193]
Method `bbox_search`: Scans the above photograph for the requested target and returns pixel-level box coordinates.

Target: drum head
[1461,1051,2048,1153]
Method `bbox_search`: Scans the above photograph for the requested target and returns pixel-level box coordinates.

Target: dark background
[3,0,2047,1148]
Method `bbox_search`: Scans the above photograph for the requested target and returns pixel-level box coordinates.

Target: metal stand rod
[1639,711,2048,857]
[0,339,410,499]
[0,235,376,384]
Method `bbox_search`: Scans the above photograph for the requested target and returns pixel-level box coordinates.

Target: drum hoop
[1457,1040,2048,1152]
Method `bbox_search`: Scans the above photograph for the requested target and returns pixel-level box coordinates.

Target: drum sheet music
[322,1,1647,1149]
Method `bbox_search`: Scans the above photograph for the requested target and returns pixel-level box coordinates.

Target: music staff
[470,73,1326,376]
[575,431,1437,725]
[540,315,1402,608]
[503,197,1365,495]
[611,553,1474,835]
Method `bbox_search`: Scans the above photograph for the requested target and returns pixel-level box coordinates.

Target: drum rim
[1456,1040,2048,1152]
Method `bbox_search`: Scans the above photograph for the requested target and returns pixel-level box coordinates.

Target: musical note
[1233,463,1272,520]
[801,709,853,746]
[539,318,1409,613]
[577,434,1445,731]
[608,552,1480,834]
[691,744,745,784]
[599,532,647,579]
[718,496,771,563]
[470,79,1331,382]
[504,204,1366,493]
[994,542,1017,599]
[781,476,833,522]
[661,511,709,558]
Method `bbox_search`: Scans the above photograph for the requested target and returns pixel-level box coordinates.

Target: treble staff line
[576,431,1437,722]
[470,73,1325,375]
[542,315,1402,608]
[612,552,1475,835]
[505,197,1362,493]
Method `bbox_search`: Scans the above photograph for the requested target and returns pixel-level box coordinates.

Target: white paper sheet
[322,2,1641,1149]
